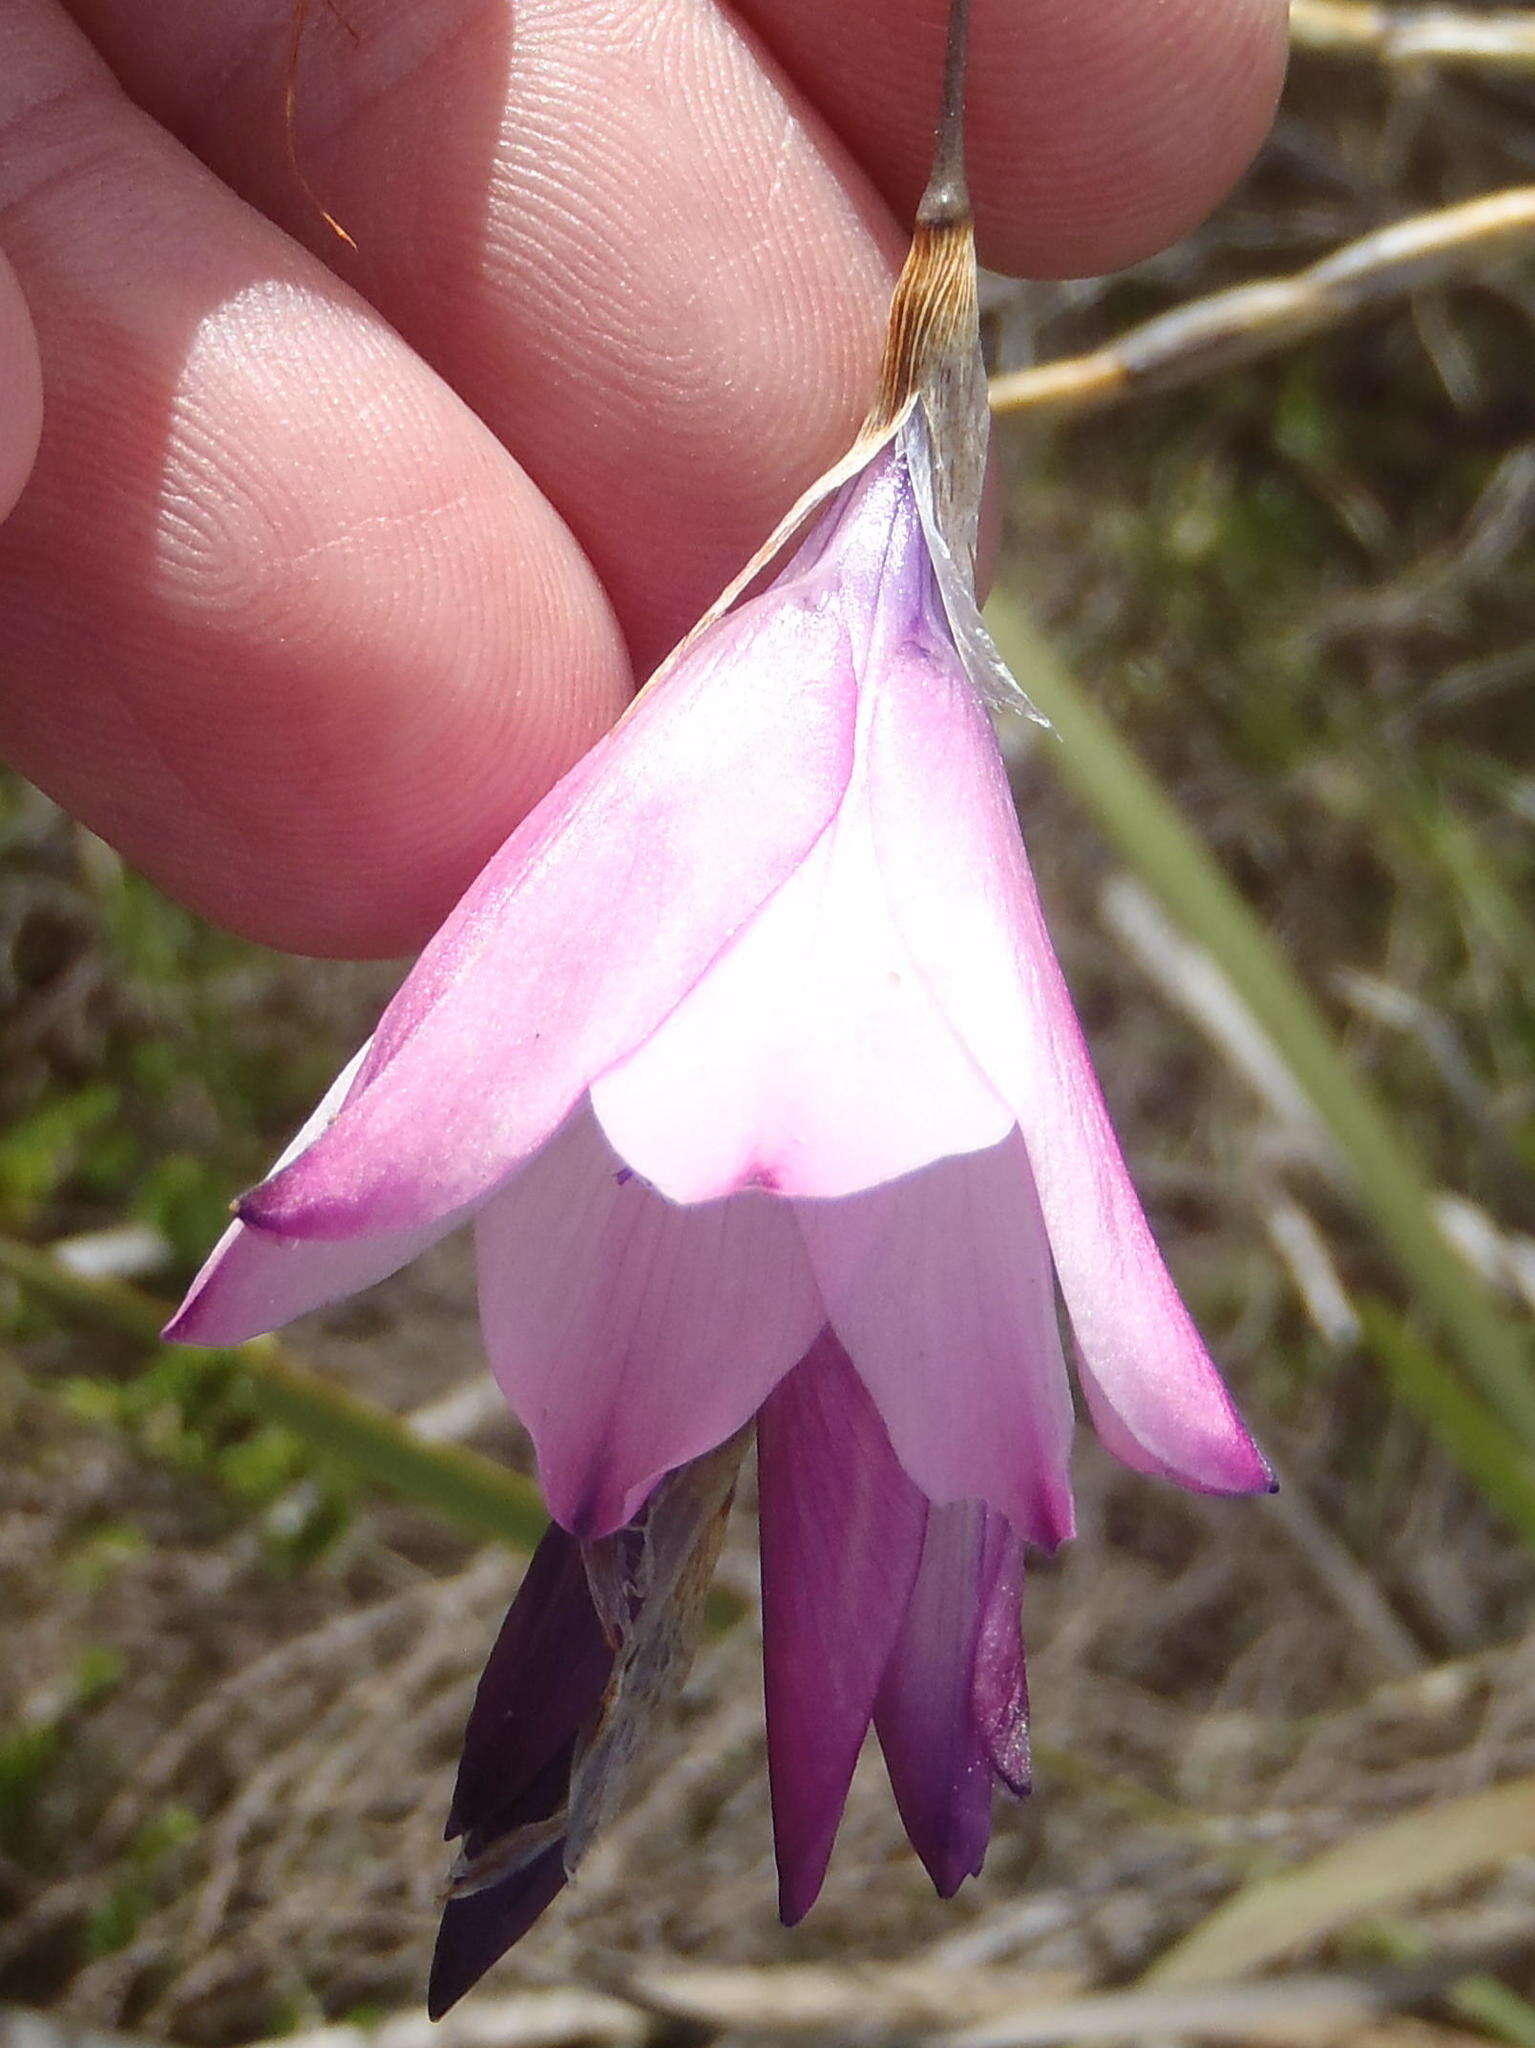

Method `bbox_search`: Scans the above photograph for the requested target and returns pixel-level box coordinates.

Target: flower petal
[429,1847,566,2021]
[164,1045,466,1344]
[431,1522,617,2017]
[444,1526,615,1849]
[799,1131,1075,1549]
[590,456,1011,1203]
[475,1103,822,1538]
[874,1503,1026,1896]
[241,552,863,1242]
[589,776,1011,1204]
[865,643,1271,1496]
[757,1333,927,1924]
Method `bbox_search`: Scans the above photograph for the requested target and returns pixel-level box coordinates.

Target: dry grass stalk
[253,1989,650,2048]
[1291,0,1535,70]
[988,188,1535,419]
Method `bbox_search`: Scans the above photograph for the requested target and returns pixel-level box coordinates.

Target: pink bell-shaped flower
[168,9,1269,2003]
[169,430,1265,1533]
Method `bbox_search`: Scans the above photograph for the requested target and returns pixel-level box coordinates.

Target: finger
[0,245,43,523]
[19,0,1285,958]
[63,0,1284,675]
[64,0,901,671]
[0,0,628,956]
[736,0,1290,276]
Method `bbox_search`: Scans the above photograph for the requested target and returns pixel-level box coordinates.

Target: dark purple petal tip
[428,1847,568,2020]
[431,1522,615,2014]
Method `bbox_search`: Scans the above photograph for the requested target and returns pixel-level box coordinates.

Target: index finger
[4,0,1284,956]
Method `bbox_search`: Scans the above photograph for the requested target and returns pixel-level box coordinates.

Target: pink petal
[865,643,1271,1497]
[874,1504,1025,1896]
[241,551,864,1242]
[164,1046,464,1344]
[590,806,1011,1201]
[590,460,1011,1203]
[474,1102,822,1539]
[757,1333,928,1923]
[798,1132,1076,1549]
[431,1522,616,2017]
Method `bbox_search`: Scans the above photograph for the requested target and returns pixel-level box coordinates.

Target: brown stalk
[866,0,979,430]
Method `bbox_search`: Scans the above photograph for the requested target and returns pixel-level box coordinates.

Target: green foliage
[59,1520,149,1593]
[0,1646,123,1855]
[0,1086,121,1230]
[83,1806,201,1960]
[134,1152,243,1270]
[2,808,339,1276]
[53,1345,358,1564]
[0,795,371,1567]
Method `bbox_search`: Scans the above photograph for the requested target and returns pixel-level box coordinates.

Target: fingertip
[965,0,1290,277]
[740,0,1290,278]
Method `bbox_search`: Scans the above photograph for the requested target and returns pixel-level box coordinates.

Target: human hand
[0,0,1285,957]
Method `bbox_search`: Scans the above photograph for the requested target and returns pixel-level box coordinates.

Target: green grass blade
[986,592,1535,1454]
[0,1230,751,1626]
[1359,1298,1535,1547]
[0,1232,547,1553]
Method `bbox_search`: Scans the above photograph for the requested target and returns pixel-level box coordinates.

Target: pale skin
[0,0,1286,959]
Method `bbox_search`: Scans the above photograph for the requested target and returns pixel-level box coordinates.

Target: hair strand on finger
[284,0,359,250]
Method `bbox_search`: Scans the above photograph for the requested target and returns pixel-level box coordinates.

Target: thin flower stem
[919,0,973,227]
[1291,0,1535,69]
[984,596,1535,1468]
[988,187,1535,420]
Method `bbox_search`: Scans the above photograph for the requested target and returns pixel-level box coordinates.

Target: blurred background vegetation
[5,9,1535,2046]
